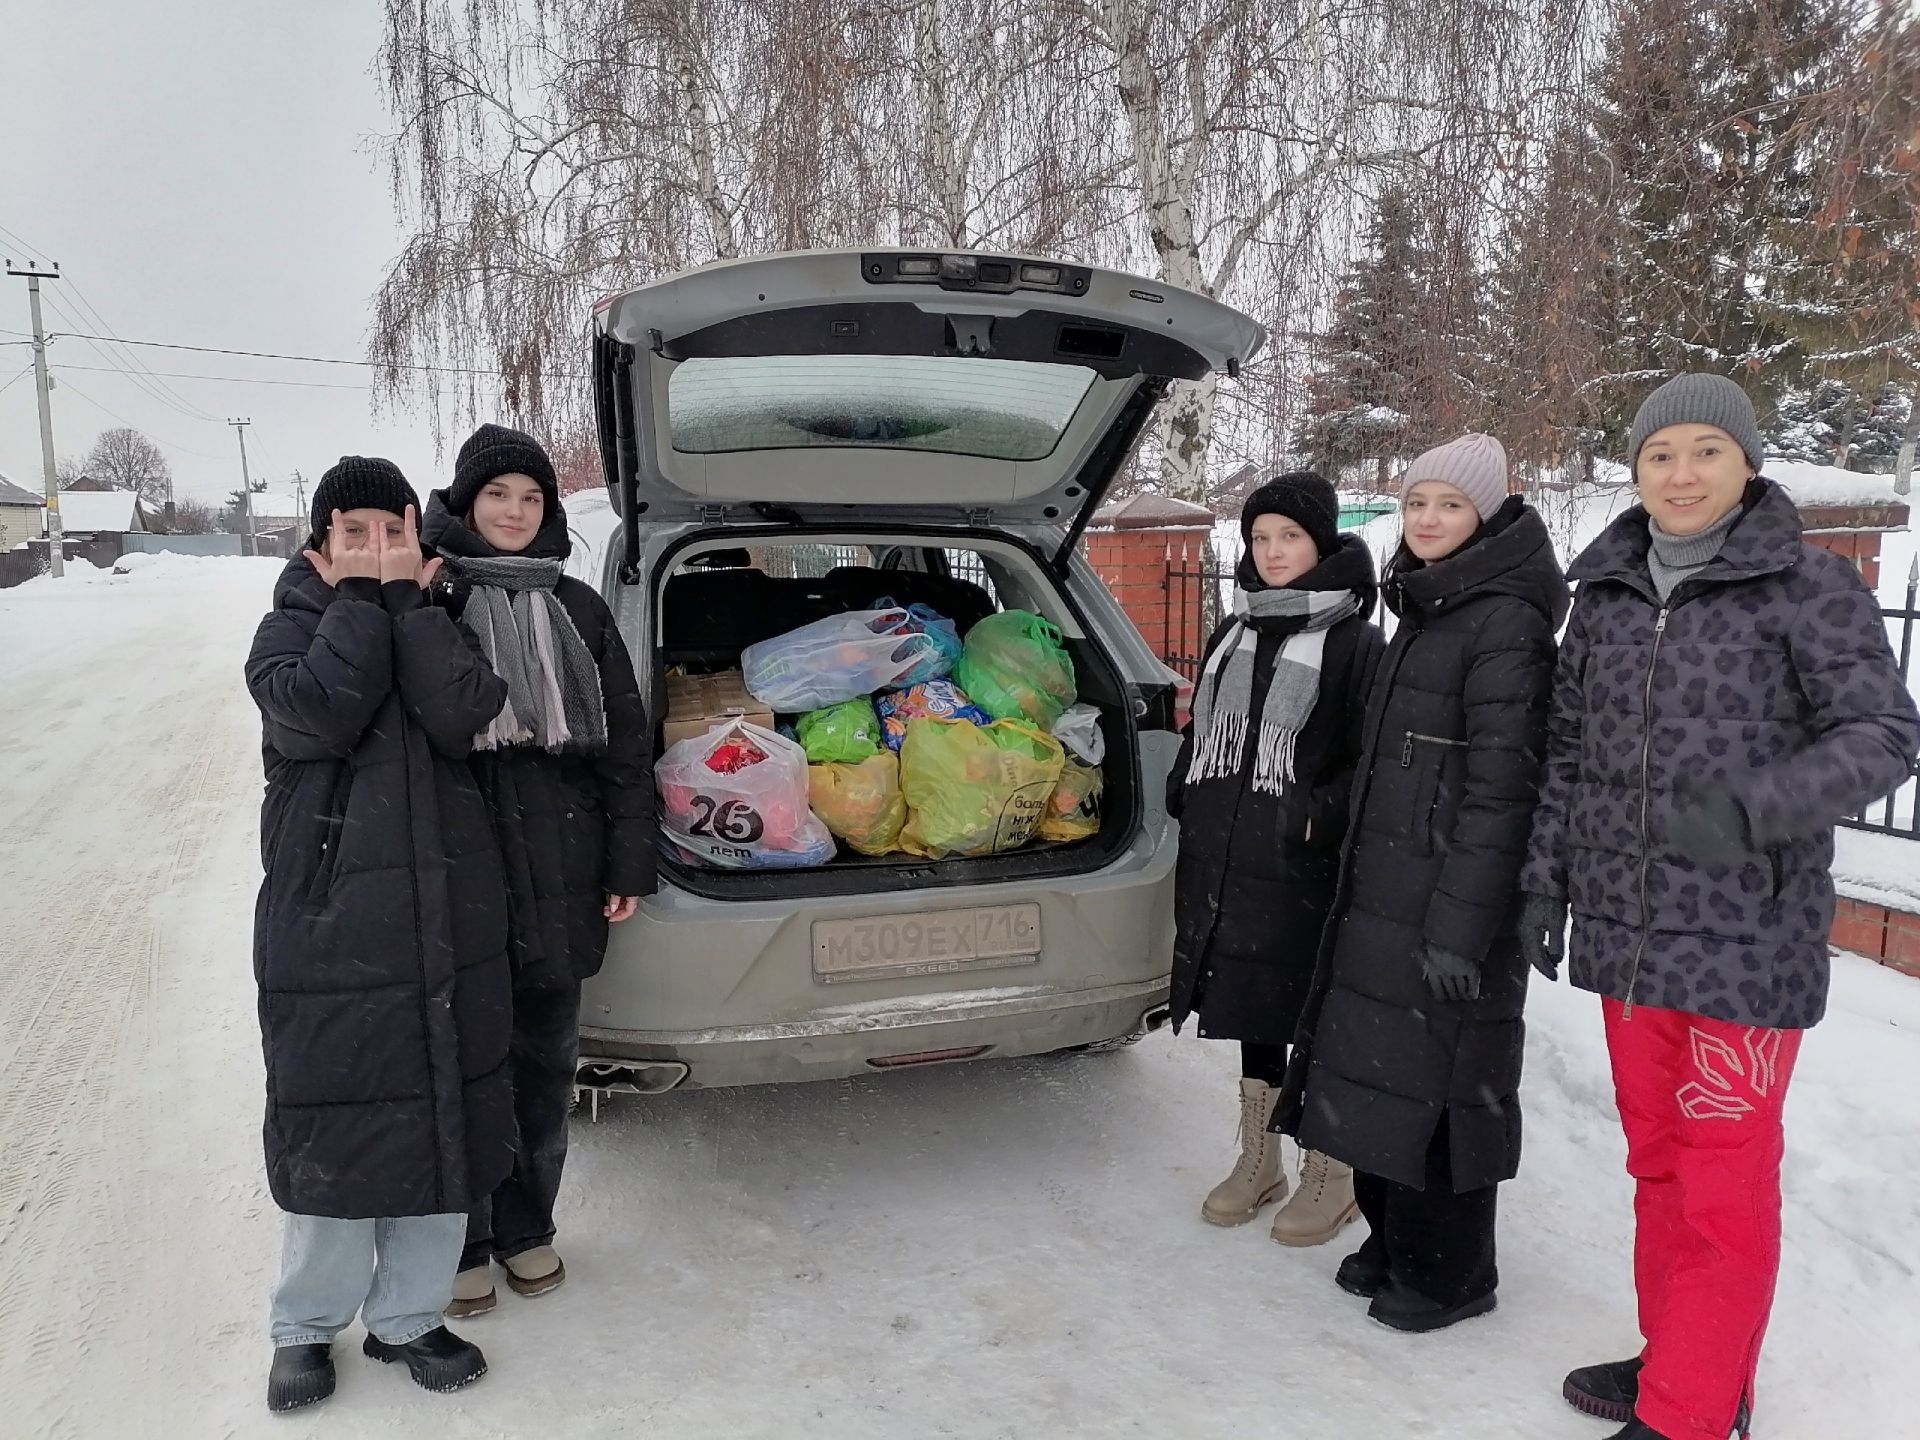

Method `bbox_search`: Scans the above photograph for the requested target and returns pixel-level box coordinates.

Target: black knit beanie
[309,456,417,536]
[1240,471,1340,559]
[449,423,560,518]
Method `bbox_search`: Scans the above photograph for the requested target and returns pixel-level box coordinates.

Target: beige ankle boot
[503,1245,566,1297]
[446,1265,496,1319]
[1201,1078,1288,1226]
[1268,1148,1357,1247]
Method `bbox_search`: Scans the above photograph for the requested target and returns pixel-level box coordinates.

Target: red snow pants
[1603,999,1804,1440]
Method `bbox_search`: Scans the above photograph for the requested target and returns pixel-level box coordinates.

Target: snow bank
[1769,460,1908,510]
[1833,828,1920,911]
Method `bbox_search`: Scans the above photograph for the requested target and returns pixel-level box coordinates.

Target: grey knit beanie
[1401,433,1509,522]
[1627,374,1765,474]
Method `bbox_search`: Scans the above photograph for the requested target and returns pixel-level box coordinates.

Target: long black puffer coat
[1168,537,1385,1045]
[422,495,655,992]
[1280,498,1569,1193]
[247,561,516,1218]
[1520,479,1920,1029]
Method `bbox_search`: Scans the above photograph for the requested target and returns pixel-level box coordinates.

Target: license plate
[812,903,1042,983]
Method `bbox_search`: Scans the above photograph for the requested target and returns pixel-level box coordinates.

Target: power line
[41,290,223,424]
[0,365,32,397]
[52,375,232,462]
[43,329,581,380]
[51,361,370,391]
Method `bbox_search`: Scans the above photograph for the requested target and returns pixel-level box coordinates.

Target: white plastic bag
[741,607,960,713]
[654,719,836,869]
[1051,703,1106,766]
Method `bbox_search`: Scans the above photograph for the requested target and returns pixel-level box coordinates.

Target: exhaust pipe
[573,1059,689,1120]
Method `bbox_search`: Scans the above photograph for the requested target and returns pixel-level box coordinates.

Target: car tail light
[1174,676,1195,732]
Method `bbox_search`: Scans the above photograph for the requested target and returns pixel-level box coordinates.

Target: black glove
[1668,785,1753,866]
[1518,892,1568,981]
[1421,942,1482,1003]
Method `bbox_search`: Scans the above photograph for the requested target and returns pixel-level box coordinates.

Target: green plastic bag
[898,717,1066,859]
[953,610,1077,730]
[794,697,883,765]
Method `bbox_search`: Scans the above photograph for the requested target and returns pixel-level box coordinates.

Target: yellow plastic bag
[898,717,1066,858]
[1037,760,1104,843]
[807,751,908,856]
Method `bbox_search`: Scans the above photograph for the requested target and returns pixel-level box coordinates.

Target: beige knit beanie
[1401,433,1510,522]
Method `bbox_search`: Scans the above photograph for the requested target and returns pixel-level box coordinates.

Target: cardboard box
[661,669,774,748]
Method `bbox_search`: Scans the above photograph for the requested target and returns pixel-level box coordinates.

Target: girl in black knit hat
[419,424,654,1319]
[249,456,512,1411]
[1167,471,1383,1247]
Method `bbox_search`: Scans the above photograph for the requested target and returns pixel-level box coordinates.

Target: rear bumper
[578,976,1171,1089]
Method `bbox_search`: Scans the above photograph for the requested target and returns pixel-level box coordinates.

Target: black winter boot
[266,1343,335,1413]
[362,1326,487,1392]
[1366,1276,1497,1333]
[1605,1421,1670,1439]
[1335,1247,1389,1299]
[1564,1357,1642,1422]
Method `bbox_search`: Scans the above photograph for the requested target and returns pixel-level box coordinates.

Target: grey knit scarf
[447,554,607,753]
[1185,585,1362,795]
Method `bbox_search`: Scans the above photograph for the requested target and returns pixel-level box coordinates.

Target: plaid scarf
[445,553,607,754]
[1185,584,1362,796]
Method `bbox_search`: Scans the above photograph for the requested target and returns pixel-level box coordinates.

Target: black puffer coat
[247,562,515,1219]
[423,496,655,992]
[1281,499,1568,1193]
[1168,537,1385,1044]
[1520,480,1920,1029]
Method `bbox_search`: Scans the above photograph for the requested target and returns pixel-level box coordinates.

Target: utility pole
[229,418,255,557]
[7,257,64,578]
[290,468,307,528]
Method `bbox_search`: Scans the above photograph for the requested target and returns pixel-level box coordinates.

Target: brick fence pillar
[1795,500,1909,592]
[1083,493,1219,678]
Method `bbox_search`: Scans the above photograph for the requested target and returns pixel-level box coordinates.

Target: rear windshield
[666,355,1097,461]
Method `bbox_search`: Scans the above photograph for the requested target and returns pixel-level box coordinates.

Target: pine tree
[1589,0,1843,441]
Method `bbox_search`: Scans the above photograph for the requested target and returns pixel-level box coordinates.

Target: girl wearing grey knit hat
[1518,374,1919,1440]
[1276,432,1569,1334]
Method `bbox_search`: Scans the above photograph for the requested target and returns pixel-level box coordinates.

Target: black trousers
[462,984,581,1273]
[1240,1041,1289,1085]
[1351,1115,1499,1307]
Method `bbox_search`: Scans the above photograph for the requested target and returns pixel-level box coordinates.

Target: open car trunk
[646,526,1153,900]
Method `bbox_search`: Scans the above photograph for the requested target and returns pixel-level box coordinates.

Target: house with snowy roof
[0,474,44,551]
[53,486,149,541]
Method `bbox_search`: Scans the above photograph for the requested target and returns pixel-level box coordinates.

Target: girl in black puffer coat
[249,458,511,1412]
[420,425,654,1319]
[1279,434,1567,1335]
[1169,473,1383,1243]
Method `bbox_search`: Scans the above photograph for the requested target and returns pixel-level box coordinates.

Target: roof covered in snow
[0,475,43,507]
[53,489,146,534]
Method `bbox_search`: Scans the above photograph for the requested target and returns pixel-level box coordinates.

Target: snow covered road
[1,557,1915,1438]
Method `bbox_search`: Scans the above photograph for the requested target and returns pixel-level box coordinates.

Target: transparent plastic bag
[807,751,908,856]
[1051,703,1106,766]
[654,719,836,869]
[742,607,960,712]
[898,717,1066,859]
[1037,760,1104,843]
[952,610,1077,729]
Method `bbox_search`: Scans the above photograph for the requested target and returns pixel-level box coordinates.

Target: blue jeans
[268,1212,466,1347]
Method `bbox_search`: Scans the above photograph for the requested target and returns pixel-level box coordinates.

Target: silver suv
[578,248,1264,1095]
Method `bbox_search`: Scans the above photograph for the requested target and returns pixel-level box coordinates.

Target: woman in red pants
[1519,374,1920,1439]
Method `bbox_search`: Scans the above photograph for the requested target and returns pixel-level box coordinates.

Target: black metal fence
[1162,543,1919,839]
[1847,565,1919,838]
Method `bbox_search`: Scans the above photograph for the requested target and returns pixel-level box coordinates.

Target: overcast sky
[1,3,493,507]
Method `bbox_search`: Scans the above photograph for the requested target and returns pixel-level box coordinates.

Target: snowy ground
[3,554,1919,1438]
